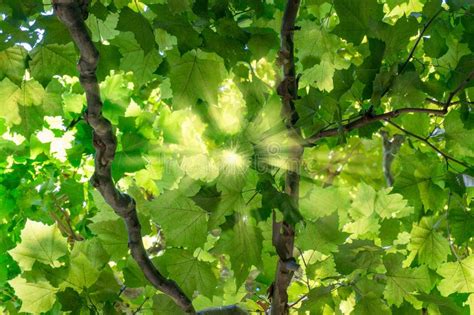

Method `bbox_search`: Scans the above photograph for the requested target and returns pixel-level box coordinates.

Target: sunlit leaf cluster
[0,0,473,314]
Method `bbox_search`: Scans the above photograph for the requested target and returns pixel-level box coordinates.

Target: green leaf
[152,294,187,315]
[349,183,413,219]
[300,60,336,92]
[417,292,467,314]
[333,0,384,44]
[406,216,450,269]
[72,238,110,270]
[156,248,216,298]
[213,215,262,287]
[297,214,349,254]
[100,73,132,124]
[445,110,474,157]
[19,79,45,106]
[149,190,208,249]
[424,25,449,58]
[64,252,101,292]
[63,93,85,114]
[8,220,68,271]
[376,16,418,62]
[391,72,427,108]
[334,240,383,274]
[120,49,162,87]
[151,4,202,52]
[0,78,46,136]
[296,20,350,66]
[169,50,226,108]
[117,8,155,54]
[374,188,414,219]
[89,219,129,261]
[343,215,380,239]
[90,190,118,223]
[353,278,391,315]
[437,255,474,296]
[448,208,474,244]
[0,46,27,83]
[85,13,120,42]
[300,285,335,314]
[8,276,58,314]
[0,77,21,125]
[383,254,431,306]
[296,20,351,92]
[300,186,350,220]
[357,38,385,101]
[114,149,146,171]
[29,43,78,85]
[349,182,377,218]
[123,256,147,288]
[208,189,246,229]
[14,98,46,137]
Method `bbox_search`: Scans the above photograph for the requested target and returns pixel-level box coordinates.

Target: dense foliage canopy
[0,0,473,314]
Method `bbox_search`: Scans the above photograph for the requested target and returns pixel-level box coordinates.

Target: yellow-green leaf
[437,255,474,296]
[8,220,68,271]
[9,276,58,314]
[405,216,450,269]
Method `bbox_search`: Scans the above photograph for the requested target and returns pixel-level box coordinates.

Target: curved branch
[305,62,474,146]
[304,107,446,146]
[52,1,194,313]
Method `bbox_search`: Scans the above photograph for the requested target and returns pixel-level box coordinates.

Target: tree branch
[272,1,302,314]
[387,120,470,169]
[52,1,194,313]
[304,107,446,146]
[305,60,474,146]
[398,9,443,76]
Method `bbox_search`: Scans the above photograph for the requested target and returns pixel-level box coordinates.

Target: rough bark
[52,1,194,312]
[272,1,302,314]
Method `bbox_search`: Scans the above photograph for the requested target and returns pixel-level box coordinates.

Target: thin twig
[380,8,443,98]
[133,297,149,315]
[387,120,470,169]
[399,9,443,76]
[444,70,474,112]
[288,294,308,308]
[296,247,312,291]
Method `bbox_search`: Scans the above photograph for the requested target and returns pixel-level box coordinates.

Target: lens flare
[220,149,248,174]
[222,150,243,166]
